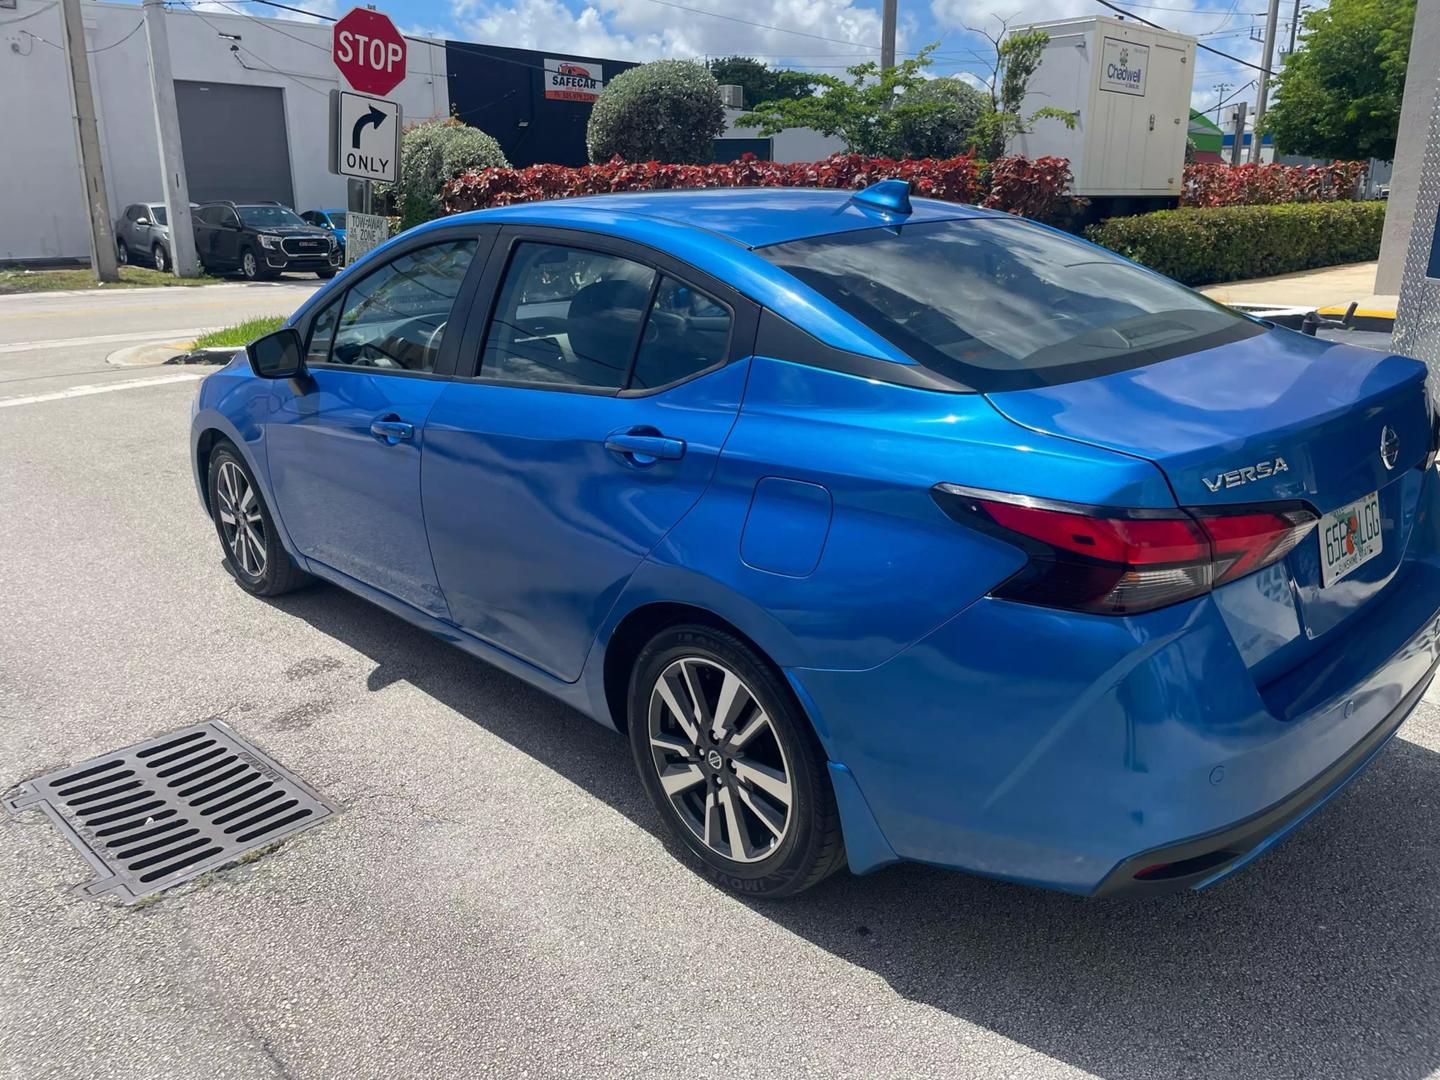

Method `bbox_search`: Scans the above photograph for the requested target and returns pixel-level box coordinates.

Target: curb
[106,342,236,368]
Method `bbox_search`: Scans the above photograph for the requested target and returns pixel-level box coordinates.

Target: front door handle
[370,416,414,445]
[604,430,686,464]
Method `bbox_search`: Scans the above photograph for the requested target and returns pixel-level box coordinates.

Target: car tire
[152,244,168,274]
[316,268,336,279]
[628,624,846,898]
[116,241,129,266]
[240,247,276,281]
[207,442,309,597]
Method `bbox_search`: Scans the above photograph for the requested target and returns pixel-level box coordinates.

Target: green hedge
[1084,201,1387,286]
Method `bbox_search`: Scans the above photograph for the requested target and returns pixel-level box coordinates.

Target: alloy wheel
[647,657,794,863]
[215,460,266,578]
[242,251,257,279]
[116,242,129,266]
[153,245,168,273]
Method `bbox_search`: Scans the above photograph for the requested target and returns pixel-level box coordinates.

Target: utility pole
[1213,82,1234,122]
[1229,101,1248,166]
[1288,0,1302,55]
[142,0,199,277]
[57,0,118,282]
[880,0,896,70]
[1249,0,1281,163]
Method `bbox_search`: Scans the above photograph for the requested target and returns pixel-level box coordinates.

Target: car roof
[454,187,997,249]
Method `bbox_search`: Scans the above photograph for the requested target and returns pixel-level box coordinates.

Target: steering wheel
[642,309,686,346]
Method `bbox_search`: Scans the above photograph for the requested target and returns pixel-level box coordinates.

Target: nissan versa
[189,183,1440,898]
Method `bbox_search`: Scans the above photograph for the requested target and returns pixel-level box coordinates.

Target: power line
[0,0,58,26]
[1092,0,1274,74]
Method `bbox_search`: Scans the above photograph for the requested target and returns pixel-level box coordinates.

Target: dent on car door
[422,234,757,681]
[262,234,489,613]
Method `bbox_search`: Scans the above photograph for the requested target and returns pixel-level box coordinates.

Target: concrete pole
[142,0,200,277]
[880,0,897,70]
[1249,0,1282,163]
[1229,101,1248,166]
[57,0,118,281]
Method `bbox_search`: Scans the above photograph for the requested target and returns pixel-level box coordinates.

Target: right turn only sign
[331,90,401,184]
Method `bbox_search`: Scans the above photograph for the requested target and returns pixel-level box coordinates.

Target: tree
[380,116,508,230]
[587,60,728,164]
[706,56,817,109]
[736,45,981,158]
[1263,0,1414,161]
[968,21,1075,160]
[890,76,989,158]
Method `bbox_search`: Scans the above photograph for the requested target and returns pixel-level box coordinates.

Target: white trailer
[1009,16,1197,209]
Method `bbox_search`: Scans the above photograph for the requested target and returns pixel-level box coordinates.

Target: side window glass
[125,205,141,222]
[629,277,732,390]
[224,209,240,228]
[479,242,655,390]
[306,295,341,366]
[325,239,478,373]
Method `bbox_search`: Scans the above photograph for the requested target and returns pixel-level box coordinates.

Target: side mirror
[136,217,151,226]
[225,219,243,231]
[246,327,304,379]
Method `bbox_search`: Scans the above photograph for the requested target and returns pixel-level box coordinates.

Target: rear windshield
[239,205,306,229]
[759,216,1263,392]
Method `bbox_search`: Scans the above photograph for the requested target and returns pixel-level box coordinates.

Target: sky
[170,0,1313,123]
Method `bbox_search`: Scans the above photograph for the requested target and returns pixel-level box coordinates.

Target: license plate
[1319,491,1383,588]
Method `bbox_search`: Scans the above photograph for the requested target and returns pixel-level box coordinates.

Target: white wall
[0,0,449,262]
[721,109,844,164]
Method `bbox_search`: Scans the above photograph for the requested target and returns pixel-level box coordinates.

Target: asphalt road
[4,284,1440,1080]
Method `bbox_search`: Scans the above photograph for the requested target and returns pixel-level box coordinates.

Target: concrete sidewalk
[1199,261,1397,328]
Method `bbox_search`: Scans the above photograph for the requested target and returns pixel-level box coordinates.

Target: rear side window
[759,217,1263,392]
[479,243,733,392]
[480,243,656,390]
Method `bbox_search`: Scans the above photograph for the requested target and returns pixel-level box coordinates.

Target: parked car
[300,208,348,258]
[115,202,176,272]
[192,201,340,280]
[190,182,1440,899]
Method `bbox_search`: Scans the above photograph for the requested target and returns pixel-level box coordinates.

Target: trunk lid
[985,328,1433,678]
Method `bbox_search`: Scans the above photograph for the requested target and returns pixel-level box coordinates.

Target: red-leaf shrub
[1181,161,1367,207]
[442,153,1075,222]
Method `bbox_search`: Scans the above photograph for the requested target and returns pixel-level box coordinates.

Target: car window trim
[456,226,754,398]
[298,225,496,382]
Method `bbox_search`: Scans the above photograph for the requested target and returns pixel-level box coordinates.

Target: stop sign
[333,7,406,97]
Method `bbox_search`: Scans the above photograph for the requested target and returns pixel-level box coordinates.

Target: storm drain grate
[4,720,335,902]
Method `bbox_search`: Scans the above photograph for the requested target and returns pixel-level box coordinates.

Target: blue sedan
[190,182,1440,898]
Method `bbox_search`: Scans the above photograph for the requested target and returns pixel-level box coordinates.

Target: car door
[193,207,221,267]
[263,228,491,616]
[216,207,244,267]
[421,228,758,681]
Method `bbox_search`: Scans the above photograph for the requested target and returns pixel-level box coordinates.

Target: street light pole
[1249,0,1282,163]
[142,0,200,277]
[57,0,118,282]
[880,0,897,70]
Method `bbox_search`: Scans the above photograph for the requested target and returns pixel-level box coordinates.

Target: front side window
[238,205,306,229]
[149,206,168,226]
[480,243,656,390]
[319,240,478,373]
[759,216,1263,391]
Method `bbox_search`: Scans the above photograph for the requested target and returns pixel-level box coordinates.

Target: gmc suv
[192,201,341,280]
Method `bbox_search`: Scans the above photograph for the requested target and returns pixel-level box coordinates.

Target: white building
[3,0,449,262]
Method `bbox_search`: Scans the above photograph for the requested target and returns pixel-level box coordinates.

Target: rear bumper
[1093,651,1437,895]
[793,556,1440,895]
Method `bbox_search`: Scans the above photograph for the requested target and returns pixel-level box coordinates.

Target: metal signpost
[1394,71,1440,374]
[329,7,406,265]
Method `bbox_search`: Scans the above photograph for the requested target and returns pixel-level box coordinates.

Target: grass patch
[192,315,287,351]
[0,265,223,294]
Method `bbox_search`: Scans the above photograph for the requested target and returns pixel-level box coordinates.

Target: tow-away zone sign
[329,90,401,184]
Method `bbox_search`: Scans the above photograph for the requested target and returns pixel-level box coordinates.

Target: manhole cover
[4,721,335,901]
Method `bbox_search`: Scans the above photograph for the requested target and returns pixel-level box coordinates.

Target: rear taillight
[933,484,1317,615]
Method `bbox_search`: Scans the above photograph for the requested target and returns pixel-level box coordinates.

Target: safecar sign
[544,58,604,101]
[333,7,406,97]
[333,90,400,183]
[1099,37,1148,96]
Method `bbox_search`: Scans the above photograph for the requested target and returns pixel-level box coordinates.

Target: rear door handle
[370,416,414,445]
[604,431,686,463]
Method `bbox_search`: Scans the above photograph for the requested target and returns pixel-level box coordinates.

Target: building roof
[465,187,995,249]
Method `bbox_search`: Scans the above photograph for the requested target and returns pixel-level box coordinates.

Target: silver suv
[115,202,175,272]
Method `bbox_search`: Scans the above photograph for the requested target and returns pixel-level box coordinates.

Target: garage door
[175,82,295,205]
